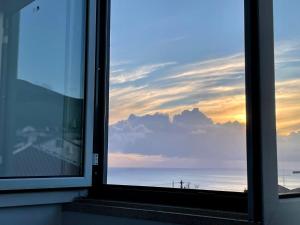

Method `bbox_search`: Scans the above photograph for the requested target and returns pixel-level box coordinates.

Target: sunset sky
[108,0,300,168]
[17,0,300,137]
[109,0,300,135]
[109,0,245,125]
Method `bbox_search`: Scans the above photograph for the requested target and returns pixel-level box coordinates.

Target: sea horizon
[108,167,300,193]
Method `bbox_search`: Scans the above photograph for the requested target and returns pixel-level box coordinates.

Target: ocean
[107,168,248,192]
[107,168,300,192]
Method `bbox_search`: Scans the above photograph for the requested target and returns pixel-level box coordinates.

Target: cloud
[278,131,300,171]
[108,41,300,170]
[275,41,300,58]
[109,108,300,170]
[109,53,246,124]
[275,79,300,135]
[109,41,300,136]
[110,62,176,84]
[275,41,300,80]
[274,41,300,135]
[108,152,166,168]
[110,60,132,67]
[108,152,246,169]
[173,108,213,126]
[160,53,244,81]
[109,108,247,169]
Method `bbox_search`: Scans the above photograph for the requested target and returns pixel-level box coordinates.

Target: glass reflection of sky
[17,0,85,98]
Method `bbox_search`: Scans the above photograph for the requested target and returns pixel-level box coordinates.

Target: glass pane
[108,0,247,191]
[274,0,300,194]
[0,0,86,177]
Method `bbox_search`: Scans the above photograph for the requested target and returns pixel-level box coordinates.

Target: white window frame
[251,0,300,224]
[0,0,96,191]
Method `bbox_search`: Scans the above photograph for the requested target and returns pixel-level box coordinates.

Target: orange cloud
[275,79,300,135]
[109,45,300,136]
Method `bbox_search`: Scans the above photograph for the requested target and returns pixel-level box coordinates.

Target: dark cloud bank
[109,108,300,169]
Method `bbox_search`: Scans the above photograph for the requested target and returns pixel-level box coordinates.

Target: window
[95,0,300,222]
[0,0,96,189]
[5,0,300,224]
[107,0,247,192]
[274,0,300,194]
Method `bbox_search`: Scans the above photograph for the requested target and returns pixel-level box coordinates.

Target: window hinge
[93,153,99,166]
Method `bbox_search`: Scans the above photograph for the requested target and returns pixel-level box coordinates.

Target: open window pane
[274,0,300,194]
[108,0,246,191]
[0,0,86,177]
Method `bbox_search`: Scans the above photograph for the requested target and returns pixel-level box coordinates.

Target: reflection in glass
[108,0,247,191]
[274,0,300,193]
[0,0,86,177]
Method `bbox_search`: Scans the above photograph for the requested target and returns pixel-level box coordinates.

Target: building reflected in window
[0,0,86,177]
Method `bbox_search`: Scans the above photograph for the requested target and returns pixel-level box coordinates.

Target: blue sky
[274,0,300,42]
[110,0,244,89]
[111,0,244,66]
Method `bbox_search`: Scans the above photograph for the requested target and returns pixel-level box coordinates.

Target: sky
[109,0,245,125]
[9,0,300,171]
[108,0,300,170]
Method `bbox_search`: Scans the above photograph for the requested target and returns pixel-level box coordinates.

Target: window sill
[63,199,257,225]
[0,189,87,208]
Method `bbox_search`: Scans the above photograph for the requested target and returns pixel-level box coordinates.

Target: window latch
[93,153,99,166]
